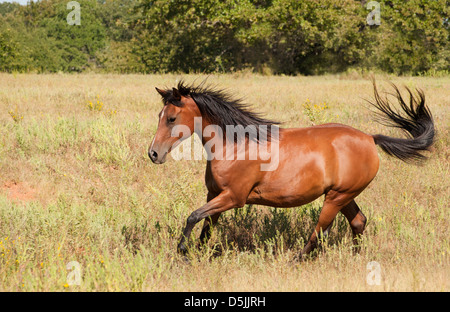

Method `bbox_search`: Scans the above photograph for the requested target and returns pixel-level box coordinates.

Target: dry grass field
[0,73,448,291]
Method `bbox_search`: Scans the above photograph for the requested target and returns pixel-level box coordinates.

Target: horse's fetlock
[177,243,188,255]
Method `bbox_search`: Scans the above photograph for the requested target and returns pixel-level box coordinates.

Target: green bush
[0,0,448,75]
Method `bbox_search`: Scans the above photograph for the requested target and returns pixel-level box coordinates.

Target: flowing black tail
[369,81,435,163]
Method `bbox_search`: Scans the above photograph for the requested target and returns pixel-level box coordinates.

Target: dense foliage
[0,0,448,74]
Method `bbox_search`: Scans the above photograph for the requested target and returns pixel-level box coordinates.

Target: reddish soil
[1,181,36,202]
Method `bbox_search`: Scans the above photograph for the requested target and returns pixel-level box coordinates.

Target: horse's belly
[246,193,321,208]
[246,176,325,208]
[246,144,329,207]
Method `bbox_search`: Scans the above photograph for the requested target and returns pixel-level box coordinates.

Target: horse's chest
[204,162,226,195]
[205,177,222,195]
[204,160,250,195]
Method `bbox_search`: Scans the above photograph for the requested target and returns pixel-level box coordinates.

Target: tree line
[0,0,448,75]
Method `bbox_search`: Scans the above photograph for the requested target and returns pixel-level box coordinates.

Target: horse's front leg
[198,192,219,244]
[177,191,237,254]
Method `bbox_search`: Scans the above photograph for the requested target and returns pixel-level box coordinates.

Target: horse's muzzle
[148,148,167,164]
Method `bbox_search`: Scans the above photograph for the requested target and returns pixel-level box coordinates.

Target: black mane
[160,80,280,142]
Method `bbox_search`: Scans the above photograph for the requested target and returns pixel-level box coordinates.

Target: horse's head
[148,87,201,164]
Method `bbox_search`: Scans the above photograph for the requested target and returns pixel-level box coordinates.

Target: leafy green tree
[95,0,143,73]
[6,0,107,72]
[132,0,371,74]
[262,0,369,74]
[132,0,260,73]
[0,12,34,72]
[0,28,22,72]
[0,2,21,16]
[368,0,449,74]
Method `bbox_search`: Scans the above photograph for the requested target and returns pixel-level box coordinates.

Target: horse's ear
[155,87,167,97]
[172,88,181,101]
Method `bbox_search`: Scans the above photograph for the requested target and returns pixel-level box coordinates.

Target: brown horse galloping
[148,80,435,258]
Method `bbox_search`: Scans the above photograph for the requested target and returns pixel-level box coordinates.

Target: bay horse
[148,80,435,258]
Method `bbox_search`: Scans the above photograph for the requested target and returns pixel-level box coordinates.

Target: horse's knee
[187,212,200,225]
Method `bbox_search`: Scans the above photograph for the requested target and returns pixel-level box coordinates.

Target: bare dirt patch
[1,181,36,202]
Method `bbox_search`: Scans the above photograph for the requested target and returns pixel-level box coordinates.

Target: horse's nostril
[149,150,158,160]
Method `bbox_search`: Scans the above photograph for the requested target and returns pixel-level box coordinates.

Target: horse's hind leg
[340,199,367,252]
[199,212,221,244]
[198,192,219,244]
[301,199,341,257]
[300,191,358,259]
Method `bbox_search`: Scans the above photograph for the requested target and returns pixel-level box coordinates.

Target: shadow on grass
[119,202,354,259]
[215,203,351,257]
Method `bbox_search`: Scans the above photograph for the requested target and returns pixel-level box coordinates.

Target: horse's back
[281,124,379,192]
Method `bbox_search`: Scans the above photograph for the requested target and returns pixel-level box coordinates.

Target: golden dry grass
[0,72,449,291]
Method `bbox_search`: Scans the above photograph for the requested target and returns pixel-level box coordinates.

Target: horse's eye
[168,117,176,123]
